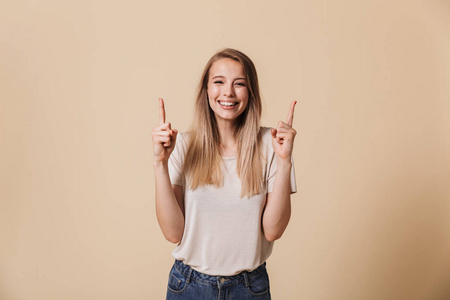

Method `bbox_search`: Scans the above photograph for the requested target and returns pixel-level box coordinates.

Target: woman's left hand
[271,101,297,161]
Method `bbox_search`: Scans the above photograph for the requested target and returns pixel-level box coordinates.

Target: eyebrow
[211,75,246,80]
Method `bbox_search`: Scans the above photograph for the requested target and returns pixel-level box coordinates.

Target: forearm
[154,160,185,243]
[262,158,292,242]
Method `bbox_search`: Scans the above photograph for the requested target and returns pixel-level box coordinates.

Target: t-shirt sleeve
[267,153,297,194]
[168,133,185,187]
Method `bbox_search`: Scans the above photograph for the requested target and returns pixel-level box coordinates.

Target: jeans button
[220,278,225,284]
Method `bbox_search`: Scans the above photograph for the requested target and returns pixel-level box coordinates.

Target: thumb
[171,129,178,140]
[271,128,277,139]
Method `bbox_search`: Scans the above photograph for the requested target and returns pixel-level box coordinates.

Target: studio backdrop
[1,1,449,299]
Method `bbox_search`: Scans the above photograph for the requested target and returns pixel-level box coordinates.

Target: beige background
[1,0,450,299]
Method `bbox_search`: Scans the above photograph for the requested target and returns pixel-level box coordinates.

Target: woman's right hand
[152,98,178,163]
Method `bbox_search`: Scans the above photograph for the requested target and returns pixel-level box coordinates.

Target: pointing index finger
[159,98,166,125]
[286,100,297,126]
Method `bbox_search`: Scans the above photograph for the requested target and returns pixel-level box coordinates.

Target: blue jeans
[166,259,271,300]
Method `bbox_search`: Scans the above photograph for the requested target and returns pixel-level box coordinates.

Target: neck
[216,119,238,157]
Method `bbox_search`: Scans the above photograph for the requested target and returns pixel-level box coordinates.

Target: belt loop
[186,267,193,283]
[243,271,250,287]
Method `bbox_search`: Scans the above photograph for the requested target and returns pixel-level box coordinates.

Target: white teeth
[219,101,237,106]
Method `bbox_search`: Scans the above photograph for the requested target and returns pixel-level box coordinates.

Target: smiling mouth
[218,101,238,107]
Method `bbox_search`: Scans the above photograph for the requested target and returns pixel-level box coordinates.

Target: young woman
[152,48,297,299]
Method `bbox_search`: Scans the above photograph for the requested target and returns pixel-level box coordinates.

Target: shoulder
[260,127,273,140]
[260,127,274,153]
[171,131,190,160]
[177,131,190,145]
[260,126,273,145]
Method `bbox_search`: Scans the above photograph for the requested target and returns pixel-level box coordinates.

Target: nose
[223,85,235,97]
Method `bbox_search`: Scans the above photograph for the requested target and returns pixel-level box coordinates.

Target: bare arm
[153,98,185,243]
[262,101,297,242]
[263,159,293,242]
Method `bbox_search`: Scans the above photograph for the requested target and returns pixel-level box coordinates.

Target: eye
[235,82,246,87]
[213,80,223,84]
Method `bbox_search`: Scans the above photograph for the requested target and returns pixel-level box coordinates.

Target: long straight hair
[183,48,264,198]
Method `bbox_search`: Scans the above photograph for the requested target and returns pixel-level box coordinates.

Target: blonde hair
[183,48,264,198]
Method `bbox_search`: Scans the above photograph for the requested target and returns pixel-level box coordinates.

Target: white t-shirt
[168,127,297,276]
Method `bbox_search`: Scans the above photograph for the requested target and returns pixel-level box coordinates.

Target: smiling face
[207,58,249,126]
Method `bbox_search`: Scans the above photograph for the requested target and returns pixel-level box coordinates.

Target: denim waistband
[173,259,267,287]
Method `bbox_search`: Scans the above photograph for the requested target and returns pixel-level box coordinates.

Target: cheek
[207,85,220,98]
[238,89,249,103]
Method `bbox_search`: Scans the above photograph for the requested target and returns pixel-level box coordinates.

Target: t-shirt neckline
[222,156,237,160]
